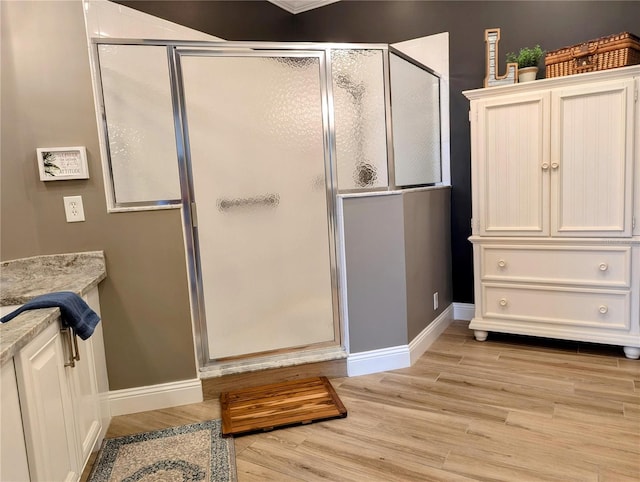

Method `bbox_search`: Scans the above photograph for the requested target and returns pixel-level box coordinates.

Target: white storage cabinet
[464,66,640,359]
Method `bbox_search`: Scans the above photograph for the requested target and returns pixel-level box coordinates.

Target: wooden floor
[83,321,640,481]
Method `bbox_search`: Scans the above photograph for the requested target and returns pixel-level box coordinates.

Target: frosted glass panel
[97,44,181,204]
[179,53,335,360]
[390,52,441,186]
[331,49,388,190]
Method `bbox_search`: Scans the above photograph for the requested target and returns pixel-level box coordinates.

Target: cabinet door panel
[634,78,640,237]
[66,291,103,468]
[1,360,30,482]
[551,79,634,237]
[477,92,550,236]
[15,322,79,482]
[68,335,101,468]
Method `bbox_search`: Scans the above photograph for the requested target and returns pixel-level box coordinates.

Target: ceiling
[268,0,340,14]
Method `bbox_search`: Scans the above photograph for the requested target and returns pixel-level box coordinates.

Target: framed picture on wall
[36,146,89,181]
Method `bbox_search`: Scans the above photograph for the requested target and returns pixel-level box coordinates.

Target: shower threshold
[198,345,347,379]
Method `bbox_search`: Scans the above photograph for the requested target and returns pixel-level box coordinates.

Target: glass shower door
[177,51,337,360]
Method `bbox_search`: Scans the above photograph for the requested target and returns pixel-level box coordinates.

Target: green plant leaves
[506,45,545,68]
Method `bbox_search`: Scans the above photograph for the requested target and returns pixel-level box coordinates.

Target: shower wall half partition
[93,40,443,372]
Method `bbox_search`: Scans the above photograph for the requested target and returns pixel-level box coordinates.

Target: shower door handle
[217,193,280,211]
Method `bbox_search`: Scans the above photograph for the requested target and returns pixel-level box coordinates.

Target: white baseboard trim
[347,304,454,377]
[453,302,475,321]
[347,345,410,377]
[409,304,454,364]
[109,378,203,416]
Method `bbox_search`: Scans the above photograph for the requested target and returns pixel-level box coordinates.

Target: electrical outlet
[433,292,439,310]
[63,195,85,222]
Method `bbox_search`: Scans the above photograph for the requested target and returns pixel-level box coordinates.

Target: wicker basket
[545,32,640,78]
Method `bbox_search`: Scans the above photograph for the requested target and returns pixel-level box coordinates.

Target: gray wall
[0,0,196,390]
[342,195,408,353]
[343,188,452,353]
[404,188,452,341]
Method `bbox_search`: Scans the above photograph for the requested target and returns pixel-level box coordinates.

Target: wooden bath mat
[220,376,347,436]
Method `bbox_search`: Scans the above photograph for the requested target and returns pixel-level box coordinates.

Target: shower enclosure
[93,40,442,373]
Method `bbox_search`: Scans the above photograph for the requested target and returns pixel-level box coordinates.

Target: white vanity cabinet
[15,321,80,482]
[12,287,109,481]
[464,66,640,359]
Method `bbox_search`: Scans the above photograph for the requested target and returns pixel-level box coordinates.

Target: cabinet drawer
[482,284,630,331]
[481,245,631,287]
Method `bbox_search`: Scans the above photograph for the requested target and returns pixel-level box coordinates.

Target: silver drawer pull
[497,259,507,268]
[72,329,80,362]
[499,298,508,307]
[599,263,608,271]
[599,305,608,314]
[61,327,76,368]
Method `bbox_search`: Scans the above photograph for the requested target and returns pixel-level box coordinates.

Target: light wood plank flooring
[83,321,640,481]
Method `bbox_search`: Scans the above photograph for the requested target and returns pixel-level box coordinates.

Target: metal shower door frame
[386,46,443,188]
[169,44,343,367]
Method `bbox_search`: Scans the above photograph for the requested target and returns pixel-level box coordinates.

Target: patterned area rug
[88,419,236,482]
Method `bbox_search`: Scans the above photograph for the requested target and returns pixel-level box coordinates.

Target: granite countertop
[0,251,107,365]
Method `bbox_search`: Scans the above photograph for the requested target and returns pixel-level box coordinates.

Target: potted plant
[506,45,545,82]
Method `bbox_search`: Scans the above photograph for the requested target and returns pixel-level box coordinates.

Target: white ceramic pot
[518,66,538,82]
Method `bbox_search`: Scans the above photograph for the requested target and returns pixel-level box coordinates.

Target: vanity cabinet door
[15,321,79,482]
[1,360,31,482]
[67,289,104,470]
[67,334,101,470]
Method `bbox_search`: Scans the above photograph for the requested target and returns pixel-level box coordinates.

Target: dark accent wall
[115,0,640,303]
[116,0,297,41]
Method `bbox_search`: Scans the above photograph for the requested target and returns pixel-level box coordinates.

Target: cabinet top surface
[0,251,106,305]
[0,251,106,366]
[463,64,640,100]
